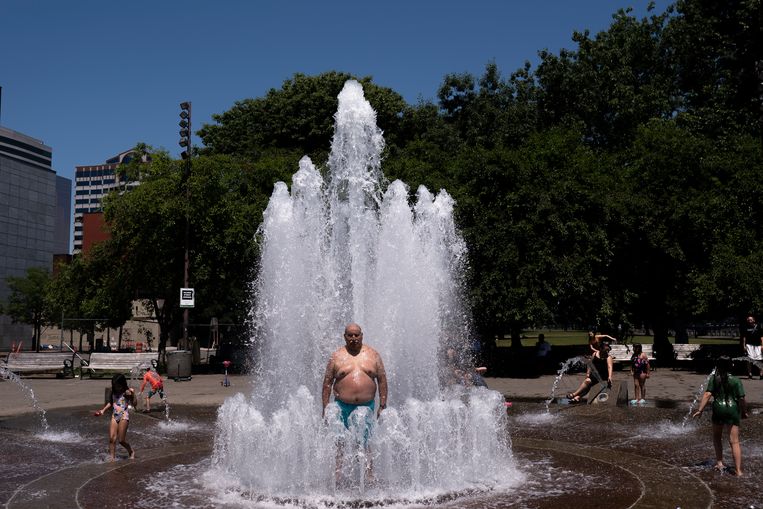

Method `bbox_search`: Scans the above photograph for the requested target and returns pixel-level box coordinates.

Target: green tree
[437,62,539,148]
[198,71,409,160]
[605,120,720,354]
[3,267,52,351]
[98,147,292,355]
[534,6,676,147]
[665,0,762,137]
[452,128,611,348]
[46,244,134,351]
[690,135,763,321]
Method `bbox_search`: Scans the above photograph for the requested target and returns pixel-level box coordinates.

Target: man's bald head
[345,323,362,336]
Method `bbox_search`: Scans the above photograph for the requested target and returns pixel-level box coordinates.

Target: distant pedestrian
[741,314,762,379]
[629,343,650,405]
[139,367,166,413]
[535,334,552,374]
[93,373,136,461]
[692,356,748,476]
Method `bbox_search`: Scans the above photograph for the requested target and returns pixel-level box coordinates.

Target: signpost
[180,288,195,309]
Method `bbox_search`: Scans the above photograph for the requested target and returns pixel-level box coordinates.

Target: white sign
[180,288,195,308]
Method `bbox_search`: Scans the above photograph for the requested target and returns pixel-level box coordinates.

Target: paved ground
[3,368,761,416]
[3,369,763,508]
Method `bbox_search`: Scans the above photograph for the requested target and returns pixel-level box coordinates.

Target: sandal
[565,393,575,400]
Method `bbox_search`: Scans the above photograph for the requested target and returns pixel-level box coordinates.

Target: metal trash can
[166,350,192,381]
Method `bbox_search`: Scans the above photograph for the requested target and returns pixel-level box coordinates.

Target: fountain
[545,355,588,410]
[1,365,49,432]
[3,82,748,509]
[210,80,520,504]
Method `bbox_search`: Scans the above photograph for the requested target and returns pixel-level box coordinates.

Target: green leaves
[4,267,52,350]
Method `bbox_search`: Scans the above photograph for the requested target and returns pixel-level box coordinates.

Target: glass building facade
[0,126,71,349]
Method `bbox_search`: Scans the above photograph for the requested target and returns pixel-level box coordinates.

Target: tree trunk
[34,322,40,352]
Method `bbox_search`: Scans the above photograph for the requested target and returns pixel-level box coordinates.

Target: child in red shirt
[139,368,165,413]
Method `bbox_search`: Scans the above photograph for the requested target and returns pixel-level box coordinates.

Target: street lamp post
[179,101,192,350]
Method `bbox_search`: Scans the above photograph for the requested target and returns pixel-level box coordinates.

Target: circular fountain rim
[5,421,713,509]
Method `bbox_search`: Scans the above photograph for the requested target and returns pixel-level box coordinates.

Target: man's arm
[321,356,335,417]
[376,355,388,417]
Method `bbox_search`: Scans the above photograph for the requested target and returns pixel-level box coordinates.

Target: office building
[73,149,136,253]
[0,125,71,349]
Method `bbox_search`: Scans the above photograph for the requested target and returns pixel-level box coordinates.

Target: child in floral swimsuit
[94,373,136,460]
[630,343,651,405]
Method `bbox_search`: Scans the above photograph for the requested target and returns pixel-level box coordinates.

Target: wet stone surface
[0,401,760,508]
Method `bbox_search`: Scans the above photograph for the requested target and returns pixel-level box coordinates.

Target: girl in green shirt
[692,356,748,476]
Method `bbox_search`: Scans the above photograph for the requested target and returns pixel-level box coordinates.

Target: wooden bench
[81,352,159,378]
[2,352,75,377]
[609,344,655,365]
[672,344,701,369]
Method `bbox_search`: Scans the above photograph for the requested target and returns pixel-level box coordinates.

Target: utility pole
[179,101,192,349]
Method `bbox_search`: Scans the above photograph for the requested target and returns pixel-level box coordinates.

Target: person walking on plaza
[741,314,762,379]
[139,366,166,413]
[93,373,136,461]
[630,343,651,405]
[692,356,748,476]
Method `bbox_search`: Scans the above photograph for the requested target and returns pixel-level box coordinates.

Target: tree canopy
[48,0,762,358]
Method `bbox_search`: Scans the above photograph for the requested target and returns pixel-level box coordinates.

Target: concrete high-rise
[0,126,71,349]
[73,149,136,254]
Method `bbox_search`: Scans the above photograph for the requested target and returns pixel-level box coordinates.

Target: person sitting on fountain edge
[567,341,613,403]
[322,322,388,427]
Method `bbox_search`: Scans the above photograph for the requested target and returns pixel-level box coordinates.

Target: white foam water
[156,419,198,433]
[211,81,521,502]
[36,430,83,443]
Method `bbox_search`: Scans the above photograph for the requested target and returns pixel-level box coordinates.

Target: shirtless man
[322,323,388,423]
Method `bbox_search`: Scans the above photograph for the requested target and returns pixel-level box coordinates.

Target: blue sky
[1,1,668,191]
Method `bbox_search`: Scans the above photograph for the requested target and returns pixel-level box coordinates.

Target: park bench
[81,352,159,378]
[2,352,75,377]
[672,344,701,369]
[609,343,654,366]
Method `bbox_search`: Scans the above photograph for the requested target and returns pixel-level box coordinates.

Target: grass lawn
[494,330,739,348]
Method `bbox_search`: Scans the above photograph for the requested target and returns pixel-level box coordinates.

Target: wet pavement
[1,371,761,508]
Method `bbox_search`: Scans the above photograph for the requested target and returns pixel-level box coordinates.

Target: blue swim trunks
[335,399,375,442]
